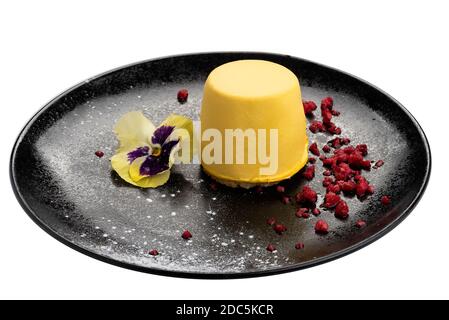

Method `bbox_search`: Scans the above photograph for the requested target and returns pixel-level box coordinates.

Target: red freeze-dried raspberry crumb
[273,224,287,235]
[312,208,321,216]
[315,220,329,234]
[356,177,370,198]
[323,169,332,176]
[308,157,316,164]
[309,142,320,156]
[322,145,331,153]
[281,195,291,204]
[323,177,334,187]
[374,160,385,169]
[149,249,159,256]
[356,220,367,228]
[381,195,391,206]
[177,89,188,103]
[266,244,276,252]
[296,186,318,205]
[327,184,341,194]
[266,217,276,226]
[341,180,356,194]
[296,208,310,219]
[295,242,305,250]
[181,230,192,240]
[324,192,341,208]
[321,97,334,110]
[276,185,285,193]
[303,100,318,116]
[335,200,349,219]
[95,150,104,158]
[342,137,351,145]
[309,121,325,133]
[302,165,315,180]
[331,109,340,116]
[356,144,368,156]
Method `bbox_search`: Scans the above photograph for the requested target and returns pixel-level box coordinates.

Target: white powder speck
[212,197,217,201]
[161,194,166,198]
[248,235,254,239]
[146,198,153,203]
[170,194,176,197]
[103,234,108,237]
[171,212,177,216]
[221,242,228,246]
[230,239,235,243]
[239,232,244,235]
[95,226,100,230]
[112,226,116,230]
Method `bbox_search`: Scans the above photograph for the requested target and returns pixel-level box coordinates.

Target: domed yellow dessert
[200,60,308,188]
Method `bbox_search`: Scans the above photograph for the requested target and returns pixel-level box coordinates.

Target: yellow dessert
[200,60,308,188]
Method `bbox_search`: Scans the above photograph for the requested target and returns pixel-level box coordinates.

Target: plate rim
[9,51,432,279]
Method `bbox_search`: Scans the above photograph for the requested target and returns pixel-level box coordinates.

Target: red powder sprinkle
[309,142,320,156]
[322,145,331,153]
[324,192,341,208]
[266,244,277,252]
[177,89,189,103]
[276,185,285,193]
[302,165,315,180]
[303,100,318,116]
[315,219,329,234]
[273,224,287,235]
[356,220,367,229]
[149,249,159,256]
[335,200,349,219]
[381,195,391,206]
[312,208,321,216]
[181,230,192,240]
[95,150,104,158]
[374,160,385,169]
[295,242,305,250]
[266,217,276,226]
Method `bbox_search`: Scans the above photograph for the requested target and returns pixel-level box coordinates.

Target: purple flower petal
[139,156,169,176]
[127,146,150,163]
[138,140,180,177]
[161,139,180,159]
[151,125,175,145]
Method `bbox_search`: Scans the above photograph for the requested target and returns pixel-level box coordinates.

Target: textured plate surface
[10,52,431,278]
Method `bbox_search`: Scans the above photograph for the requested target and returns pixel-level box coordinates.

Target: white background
[0,0,447,300]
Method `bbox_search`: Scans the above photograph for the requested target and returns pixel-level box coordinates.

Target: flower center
[152,147,162,157]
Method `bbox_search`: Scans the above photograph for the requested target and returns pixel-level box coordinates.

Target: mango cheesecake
[200,60,309,188]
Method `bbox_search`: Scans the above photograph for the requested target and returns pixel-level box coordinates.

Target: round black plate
[10,52,431,278]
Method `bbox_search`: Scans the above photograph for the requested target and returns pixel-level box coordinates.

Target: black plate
[10,52,431,279]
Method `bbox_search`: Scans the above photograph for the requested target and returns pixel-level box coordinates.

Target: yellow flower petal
[161,114,193,163]
[128,156,147,182]
[111,151,171,188]
[114,111,155,152]
[110,150,139,186]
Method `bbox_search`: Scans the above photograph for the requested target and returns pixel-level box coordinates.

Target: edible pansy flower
[111,111,193,188]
